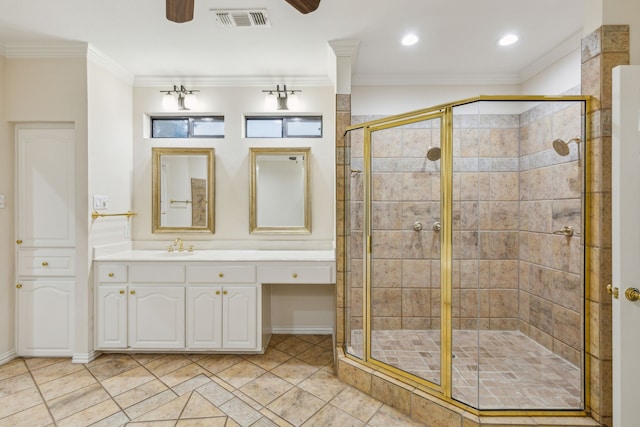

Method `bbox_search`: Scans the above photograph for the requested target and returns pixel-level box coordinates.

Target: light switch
[93,195,109,210]
[0,194,5,209]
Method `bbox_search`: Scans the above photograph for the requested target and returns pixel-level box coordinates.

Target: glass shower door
[367,113,444,388]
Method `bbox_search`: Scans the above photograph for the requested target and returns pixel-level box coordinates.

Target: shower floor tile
[348,329,582,410]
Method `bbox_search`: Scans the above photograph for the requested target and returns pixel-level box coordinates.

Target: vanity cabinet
[95,261,262,352]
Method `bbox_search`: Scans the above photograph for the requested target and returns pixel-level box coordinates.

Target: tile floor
[349,329,582,410]
[0,334,425,427]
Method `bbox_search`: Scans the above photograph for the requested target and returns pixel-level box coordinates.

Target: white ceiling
[0,0,585,85]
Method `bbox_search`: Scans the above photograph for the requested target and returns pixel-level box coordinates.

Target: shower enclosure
[343,96,588,413]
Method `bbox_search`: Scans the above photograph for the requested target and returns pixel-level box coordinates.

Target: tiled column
[335,93,350,347]
[581,24,629,427]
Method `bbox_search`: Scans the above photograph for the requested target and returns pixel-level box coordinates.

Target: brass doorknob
[16,284,22,289]
[130,290,136,295]
[216,290,221,295]
[16,240,22,245]
[223,290,228,295]
[108,272,114,277]
[119,290,125,294]
[607,284,619,299]
[219,273,224,278]
[42,261,49,267]
[625,287,640,302]
[292,273,298,278]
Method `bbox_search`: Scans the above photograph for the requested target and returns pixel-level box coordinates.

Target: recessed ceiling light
[498,33,519,47]
[401,33,419,46]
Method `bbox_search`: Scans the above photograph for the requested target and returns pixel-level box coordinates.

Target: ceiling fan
[166,0,321,23]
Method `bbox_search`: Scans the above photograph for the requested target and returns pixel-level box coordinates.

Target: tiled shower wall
[348,102,583,362]
[517,101,584,366]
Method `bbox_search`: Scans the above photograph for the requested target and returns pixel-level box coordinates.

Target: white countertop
[94,249,336,262]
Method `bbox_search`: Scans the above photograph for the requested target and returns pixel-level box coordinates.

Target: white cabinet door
[16,127,75,247]
[17,281,74,356]
[186,287,223,349]
[96,286,127,349]
[222,286,257,349]
[129,287,185,349]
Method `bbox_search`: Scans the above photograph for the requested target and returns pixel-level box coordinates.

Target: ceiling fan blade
[283,0,320,14]
[166,0,194,23]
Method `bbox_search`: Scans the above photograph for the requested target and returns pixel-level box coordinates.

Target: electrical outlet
[93,195,109,210]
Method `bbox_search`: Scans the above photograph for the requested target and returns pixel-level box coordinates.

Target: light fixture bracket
[261,84,301,110]
[161,84,200,110]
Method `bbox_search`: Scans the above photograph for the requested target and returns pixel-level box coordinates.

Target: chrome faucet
[173,238,184,252]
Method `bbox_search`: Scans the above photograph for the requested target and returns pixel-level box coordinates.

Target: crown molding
[87,46,134,84]
[352,73,522,86]
[519,30,582,83]
[4,41,88,58]
[133,75,333,87]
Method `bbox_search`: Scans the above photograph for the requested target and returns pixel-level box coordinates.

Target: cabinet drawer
[97,264,128,283]
[258,265,333,284]
[130,264,185,283]
[18,249,75,277]
[187,265,256,284]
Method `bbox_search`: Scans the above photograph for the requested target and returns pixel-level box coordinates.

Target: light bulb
[162,93,178,110]
[184,92,198,109]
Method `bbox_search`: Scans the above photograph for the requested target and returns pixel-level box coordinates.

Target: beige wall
[0,54,15,361]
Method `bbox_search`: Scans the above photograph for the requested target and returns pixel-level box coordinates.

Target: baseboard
[0,349,17,366]
[271,326,333,335]
[72,350,100,364]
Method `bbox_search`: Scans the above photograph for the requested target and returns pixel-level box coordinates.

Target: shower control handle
[433,222,441,232]
[412,222,423,231]
[553,225,573,237]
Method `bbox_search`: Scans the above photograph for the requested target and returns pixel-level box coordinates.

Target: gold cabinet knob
[130,290,136,295]
[42,261,49,267]
[607,284,619,299]
[625,287,640,302]
[108,272,114,277]
[219,273,224,278]
[16,240,22,245]
[119,289,125,294]
[223,290,228,295]
[292,273,298,278]
[215,290,221,295]
[16,284,22,289]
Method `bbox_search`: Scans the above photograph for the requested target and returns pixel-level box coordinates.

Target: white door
[129,287,185,348]
[16,126,75,247]
[186,286,223,349]
[96,286,127,349]
[222,286,257,349]
[612,65,640,427]
[17,281,74,356]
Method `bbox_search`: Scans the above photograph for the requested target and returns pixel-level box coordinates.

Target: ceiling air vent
[211,9,271,28]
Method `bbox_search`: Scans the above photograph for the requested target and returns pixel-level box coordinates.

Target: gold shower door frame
[350,95,592,416]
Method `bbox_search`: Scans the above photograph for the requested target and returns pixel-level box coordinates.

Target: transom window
[245,116,322,138]
[151,116,224,138]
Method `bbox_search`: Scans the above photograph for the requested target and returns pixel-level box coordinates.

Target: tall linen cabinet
[15,125,76,357]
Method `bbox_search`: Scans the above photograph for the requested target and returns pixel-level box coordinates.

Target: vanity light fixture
[262,84,301,111]
[161,85,199,110]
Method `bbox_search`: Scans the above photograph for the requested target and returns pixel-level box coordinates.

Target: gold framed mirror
[250,147,311,234]
[152,147,214,233]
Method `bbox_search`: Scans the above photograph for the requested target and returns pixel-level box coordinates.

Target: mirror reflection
[250,147,311,234]
[152,147,214,233]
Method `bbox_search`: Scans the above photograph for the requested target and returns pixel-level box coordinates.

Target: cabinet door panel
[223,286,257,349]
[17,281,74,356]
[17,127,75,247]
[129,287,185,348]
[186,287,222,349]
[96,286,127,349]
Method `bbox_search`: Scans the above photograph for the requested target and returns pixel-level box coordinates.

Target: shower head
[426,146,441,161]
[552,137,581,157]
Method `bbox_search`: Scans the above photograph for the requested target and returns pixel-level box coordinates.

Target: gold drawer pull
[108,272,114,277]
[119,289,125,294]
[219,273,224,278]
[16,284,22,289]
[130,290,136,295]
[42,261,49,267]
[216,290,221,295]
[223,290,228,295]
[16,239,22,245]
[292,273,298,278]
